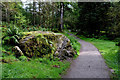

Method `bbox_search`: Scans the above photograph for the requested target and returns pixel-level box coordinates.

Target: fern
[3,25,22,45]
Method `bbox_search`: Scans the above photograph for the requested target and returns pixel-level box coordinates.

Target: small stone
[13,46,24,57]
[110,69,114,73]
[53,65,60,68]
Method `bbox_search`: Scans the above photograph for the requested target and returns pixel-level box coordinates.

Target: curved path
[62,33,111,79]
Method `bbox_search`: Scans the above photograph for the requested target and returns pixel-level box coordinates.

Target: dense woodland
[0,1,120,79]
[1,2,120,39]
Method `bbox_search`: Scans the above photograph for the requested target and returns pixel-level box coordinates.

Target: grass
[2,58,70,78]
[78,35,119,79]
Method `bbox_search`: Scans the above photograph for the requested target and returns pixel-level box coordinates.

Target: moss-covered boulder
[14,31,76,59]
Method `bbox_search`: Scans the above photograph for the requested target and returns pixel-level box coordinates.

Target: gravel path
[62,33,111,79]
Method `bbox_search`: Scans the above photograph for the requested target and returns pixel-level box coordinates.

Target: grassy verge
[78,36,119,79]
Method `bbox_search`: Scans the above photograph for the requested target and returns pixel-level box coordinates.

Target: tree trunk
[38,2,41,26]
[33,0,36,26]
[60,2,64,31]
[5,3,9,23]
[6,8,7,22]
[52,2,54,30]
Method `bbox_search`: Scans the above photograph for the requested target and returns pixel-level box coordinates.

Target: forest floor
[62,33,111,78]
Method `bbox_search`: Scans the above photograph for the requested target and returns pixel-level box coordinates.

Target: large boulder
[14,31,76,59]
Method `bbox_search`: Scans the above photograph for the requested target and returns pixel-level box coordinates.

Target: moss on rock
[15,31,76,59]
[19,33,54,58]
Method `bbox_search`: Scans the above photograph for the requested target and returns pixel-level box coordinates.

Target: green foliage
[14,13,30,28]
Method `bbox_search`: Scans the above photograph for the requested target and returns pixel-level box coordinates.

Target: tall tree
[77,2,110,37]
[107,2,120,37]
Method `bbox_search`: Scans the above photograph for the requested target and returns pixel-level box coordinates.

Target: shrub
[116,42,120,46]
[99,35,108,40]
[114,38,120,42]
[2,55,18,63]
[19,56,27,61]
[114,38,120,46]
